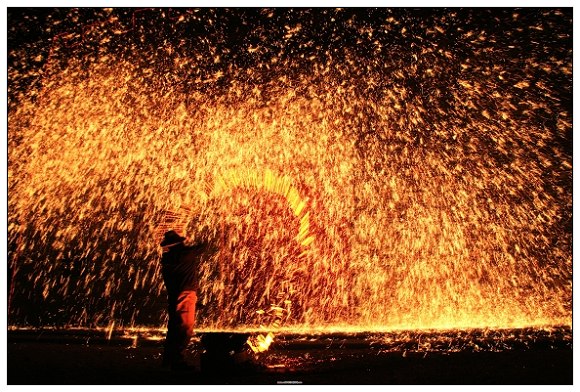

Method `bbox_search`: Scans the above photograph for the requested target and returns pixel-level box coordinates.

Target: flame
[247,332,275,353]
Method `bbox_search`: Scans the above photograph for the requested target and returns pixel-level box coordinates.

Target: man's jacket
[161,242,207,297]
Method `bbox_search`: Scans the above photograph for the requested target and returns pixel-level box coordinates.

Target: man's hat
[160,230,186,247]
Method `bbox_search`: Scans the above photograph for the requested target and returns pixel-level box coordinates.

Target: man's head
[160,230,186,248]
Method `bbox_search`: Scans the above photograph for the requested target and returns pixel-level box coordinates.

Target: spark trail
[7,8,572,332]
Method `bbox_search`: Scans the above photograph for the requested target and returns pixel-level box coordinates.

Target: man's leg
[163,298,178,366]
[172,290,197,368]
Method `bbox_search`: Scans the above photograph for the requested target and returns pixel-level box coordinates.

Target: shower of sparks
[7,8,571,333]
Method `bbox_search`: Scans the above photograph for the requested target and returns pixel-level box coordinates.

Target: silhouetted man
[159,230,208,370]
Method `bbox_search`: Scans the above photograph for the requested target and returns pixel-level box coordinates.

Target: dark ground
[6,327,573,385]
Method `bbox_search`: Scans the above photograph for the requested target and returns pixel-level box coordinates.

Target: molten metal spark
[7,8,571,334]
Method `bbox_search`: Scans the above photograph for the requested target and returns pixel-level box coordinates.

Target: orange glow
[247,332,275,353]
[7,9,571,334]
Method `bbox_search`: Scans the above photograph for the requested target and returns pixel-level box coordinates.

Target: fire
[247,332,275,353]
[7,8,571,333]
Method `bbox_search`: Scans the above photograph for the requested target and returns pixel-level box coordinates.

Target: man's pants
[164,290,197,366]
